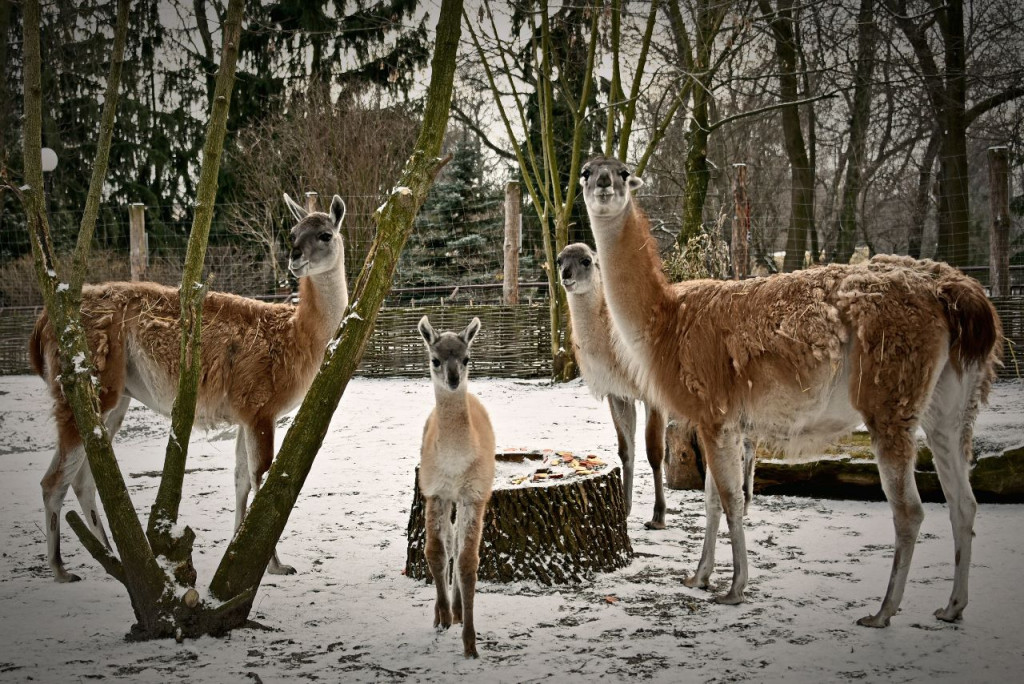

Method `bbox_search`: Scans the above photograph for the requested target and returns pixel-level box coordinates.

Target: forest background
[1,0,1022,348]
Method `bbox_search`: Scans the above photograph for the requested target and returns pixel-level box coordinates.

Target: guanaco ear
[330,195,346,230]
[460,317,481,346]
[627,174,644,193]
[418,315,437,347]
[283,193,307,222]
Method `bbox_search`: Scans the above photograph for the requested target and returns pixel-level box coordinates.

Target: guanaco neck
[294,257,349,345]
[566,283,611,355]
[590,203,673,343]
[432,385,475,444]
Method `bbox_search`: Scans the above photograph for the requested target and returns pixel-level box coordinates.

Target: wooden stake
[988,146,1010,297]
[731,164,751,279]
[503,181,521,305]
[129,203,147,281]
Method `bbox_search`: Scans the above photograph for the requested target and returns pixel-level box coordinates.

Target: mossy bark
[208,0,465,607]
[406,467,633,585]
[21,0,169,635]
[147,0,244,563]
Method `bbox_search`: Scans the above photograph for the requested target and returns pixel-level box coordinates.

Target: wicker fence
[0,303,557,379]
[2,298,1022,380]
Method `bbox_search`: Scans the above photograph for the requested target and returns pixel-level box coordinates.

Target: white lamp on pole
[41,147,58,173]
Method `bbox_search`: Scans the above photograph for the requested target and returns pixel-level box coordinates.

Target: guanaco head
[418,316,481,392]
[284,193,346,278]
[579,156,644,221]
[556,243,600,295]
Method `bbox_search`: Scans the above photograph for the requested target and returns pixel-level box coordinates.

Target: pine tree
[398,130,505,303]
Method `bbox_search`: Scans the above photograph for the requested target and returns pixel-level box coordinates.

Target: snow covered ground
[1,373,1022,683]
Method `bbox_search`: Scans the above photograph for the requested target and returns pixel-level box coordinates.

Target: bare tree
[884,0,1024,266]
[226,88,419,282]
[834,0,878,264]
[757,0,816,272]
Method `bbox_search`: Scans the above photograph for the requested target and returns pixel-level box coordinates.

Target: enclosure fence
[1,171,1022,378]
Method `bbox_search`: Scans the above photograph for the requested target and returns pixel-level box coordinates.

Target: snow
[1,374,1023,682]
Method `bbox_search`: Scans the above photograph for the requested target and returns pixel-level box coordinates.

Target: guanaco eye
[581,168,591,180]
[431,358,440,368]
[581,258,591,267]
[556,258,563,267]
[619,170,630,181]
[463,356,470,365]
[318,232,332,242]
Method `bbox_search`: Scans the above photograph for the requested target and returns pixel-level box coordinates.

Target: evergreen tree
[1,0,430,262]
[399,129,505,303]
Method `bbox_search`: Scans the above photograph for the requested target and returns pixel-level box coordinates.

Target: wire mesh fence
[1,179,1022,377]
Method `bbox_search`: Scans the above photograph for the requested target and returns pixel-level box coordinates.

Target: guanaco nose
[290,246,303,261]
[446,366,460,390]
[596,170,612,189]
[561,265,573,280]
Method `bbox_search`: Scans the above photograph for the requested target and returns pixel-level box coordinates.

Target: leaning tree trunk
[207,0,465,610]
[146,0,244,580]
[406,454,633,585]
[20,0,171,636]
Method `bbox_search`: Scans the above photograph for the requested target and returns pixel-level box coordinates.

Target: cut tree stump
[664,420,703,490]
[405,451,633,585]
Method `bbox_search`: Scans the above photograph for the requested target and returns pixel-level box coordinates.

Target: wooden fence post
[129,203,147,281]
[988,146,1010,297]
[503,181,521,305]
[304,191,318,213]
[732,164,750,280]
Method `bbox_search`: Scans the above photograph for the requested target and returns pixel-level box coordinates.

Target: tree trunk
[679,87,711,245]
[22,0,169,635]
[503,181,521,305]
[834,0,876,265]
[731,164,751,279]
[208,0,465,606]
[406,463,633,585]
[908,132,940,258]
[755,448,1024,504]
[663,421,704,490]
[147,0,244,560]
[551,214,575,382]
[758,0,815,273]
[666,0,729,248]
[934,0,970,267]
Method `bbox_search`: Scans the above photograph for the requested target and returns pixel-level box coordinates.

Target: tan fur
[417,316,495,659]
[33,280,329,434]
[557,243,669,529]
[581,156,1002,627]
[31,193,349,582]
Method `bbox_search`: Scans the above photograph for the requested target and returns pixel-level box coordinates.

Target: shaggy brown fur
[32,193,350,582]
[581,156,1001,628]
